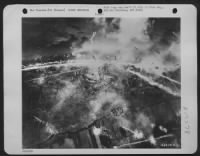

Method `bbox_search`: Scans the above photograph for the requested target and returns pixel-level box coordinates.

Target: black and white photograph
[22,17,181,149]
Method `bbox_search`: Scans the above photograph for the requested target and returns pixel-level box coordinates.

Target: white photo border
[3,4,197,154]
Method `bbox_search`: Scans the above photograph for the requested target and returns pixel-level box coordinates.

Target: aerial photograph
[22,18,181,149]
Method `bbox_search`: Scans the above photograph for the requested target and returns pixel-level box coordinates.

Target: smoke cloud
[72,18,180,75]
